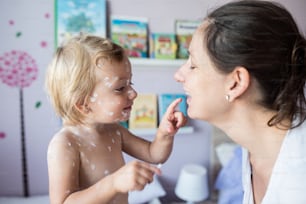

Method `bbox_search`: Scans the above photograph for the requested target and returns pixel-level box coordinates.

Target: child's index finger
[165,98,182,114]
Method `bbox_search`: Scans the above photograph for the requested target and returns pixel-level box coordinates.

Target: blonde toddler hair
[45,34,125,125]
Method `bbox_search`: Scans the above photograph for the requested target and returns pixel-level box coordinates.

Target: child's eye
[115,86,125,92]
[190,66,196,70]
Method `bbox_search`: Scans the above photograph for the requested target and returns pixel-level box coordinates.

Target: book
[111,16,149,58]
[129,94,158,129]
[55,0,107,47]
[150,33,177,59]
[158,93,188,124]
[175,20,201,59]
[119,121,129,129]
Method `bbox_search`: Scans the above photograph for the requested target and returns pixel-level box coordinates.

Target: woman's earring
[225,94,230,102]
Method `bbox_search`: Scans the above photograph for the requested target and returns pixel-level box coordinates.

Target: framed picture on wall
[55,0,107,47]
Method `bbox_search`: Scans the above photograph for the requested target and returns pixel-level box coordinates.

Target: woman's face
[174,23,230,122]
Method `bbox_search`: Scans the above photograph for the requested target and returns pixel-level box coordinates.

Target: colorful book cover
[55,0,107,47]
[158,93,187,124]
[119,121,128,129]
[175,20,201,59]
[111,16,148,58]
[150,33,177,59]
[129,94,158,129]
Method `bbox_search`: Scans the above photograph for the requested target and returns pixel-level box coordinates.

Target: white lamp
[175,164,209,204]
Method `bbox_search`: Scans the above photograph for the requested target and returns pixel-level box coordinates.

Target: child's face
[87,56,137,124]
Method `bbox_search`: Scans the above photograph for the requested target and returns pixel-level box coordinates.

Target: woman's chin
[187,108,196,119]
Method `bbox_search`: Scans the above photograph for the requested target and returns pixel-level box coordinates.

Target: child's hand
[159,98,187,136]
[111,161,161,193]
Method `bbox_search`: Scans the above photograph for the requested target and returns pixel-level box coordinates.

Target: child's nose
[128,88,137,100]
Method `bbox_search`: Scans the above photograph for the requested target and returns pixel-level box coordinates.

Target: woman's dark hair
[204,0,306,128]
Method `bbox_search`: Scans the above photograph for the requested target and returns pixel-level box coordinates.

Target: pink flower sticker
[45,13,50,19]
[40,41,47,48]
[0,132,6,139]
[0,50,38,88]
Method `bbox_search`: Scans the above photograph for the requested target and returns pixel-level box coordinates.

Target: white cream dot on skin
[91,164,96,171]
[121,111,128,118]
[127,90,134,95]
[107,146,112,152]
[80,152,85,157]
[104,170,109,175]
[90,93,98,103]
[116,130,121,136]
[112,138,115,144]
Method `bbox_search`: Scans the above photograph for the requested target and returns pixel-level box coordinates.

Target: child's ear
[75,103,90,114]
[225,66,250,102]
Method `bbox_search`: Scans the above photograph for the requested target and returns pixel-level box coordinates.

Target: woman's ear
[225,66,250,102]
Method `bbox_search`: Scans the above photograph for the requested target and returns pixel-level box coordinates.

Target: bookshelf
[128,58,194,136]
[130,126,194,135]
[130,58,186,69]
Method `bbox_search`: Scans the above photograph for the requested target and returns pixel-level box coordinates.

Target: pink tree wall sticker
[0,50,38,197]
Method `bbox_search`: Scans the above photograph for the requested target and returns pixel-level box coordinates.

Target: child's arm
[48,133,160,204]
[122,98,187,164]
[150,98,187,162]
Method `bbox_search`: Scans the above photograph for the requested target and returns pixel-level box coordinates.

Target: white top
[242,120,306,204]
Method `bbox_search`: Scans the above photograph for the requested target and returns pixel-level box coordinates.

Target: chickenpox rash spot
[90,93,98,103]
[67,142,72,147]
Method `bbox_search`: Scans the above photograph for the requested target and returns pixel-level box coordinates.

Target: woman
[174,0,306,203]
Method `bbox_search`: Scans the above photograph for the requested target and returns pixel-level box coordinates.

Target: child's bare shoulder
[48,127,80,155]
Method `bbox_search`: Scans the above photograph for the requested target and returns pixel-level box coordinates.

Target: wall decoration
[0,132,6,139]
[0,50,38,197]
[55,0,107,47]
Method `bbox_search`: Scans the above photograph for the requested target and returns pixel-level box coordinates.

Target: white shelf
[130,58,186,68]
[130,126,194,135]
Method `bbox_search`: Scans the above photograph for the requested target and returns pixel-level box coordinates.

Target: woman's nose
[174,66,184,83]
